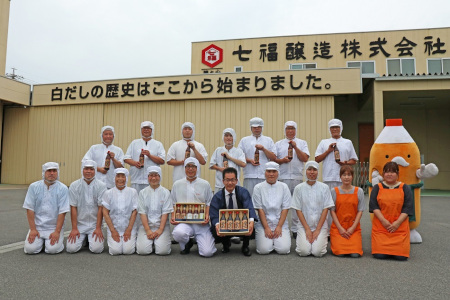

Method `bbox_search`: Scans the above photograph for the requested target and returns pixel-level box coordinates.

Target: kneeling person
[210,168,257,256]
[66,160,107,254]
[136,166,173,255]
[102,168,139,255]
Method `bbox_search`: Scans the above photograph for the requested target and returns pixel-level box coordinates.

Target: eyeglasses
[148,173,160,177]
[223,179,237,183]
[185,165,197,169]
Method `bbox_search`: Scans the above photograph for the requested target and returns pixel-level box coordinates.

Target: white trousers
[324,181,341,232]
[24,229,65,254]
[295,227,328,257]
[172,223,216,257]
[255,226,291,255]
[280,179,302,233]
[136,226,171,255]
[243,178,264,197]
[107,231,136,255]
[66,231,104,254]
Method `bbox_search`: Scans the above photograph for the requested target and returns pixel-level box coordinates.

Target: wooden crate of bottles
[218,209,250,236]
[174,203,206,223]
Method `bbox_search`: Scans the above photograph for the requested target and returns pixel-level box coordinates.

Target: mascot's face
[369,142,421,184]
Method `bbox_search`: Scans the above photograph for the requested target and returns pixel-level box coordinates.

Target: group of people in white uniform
[23,117,360,258]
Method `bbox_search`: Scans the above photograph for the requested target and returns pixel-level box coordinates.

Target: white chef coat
[23,180,70,232]
[171,177,212,206]
[83,144,125,188]
[68,178,107,234]
[275,138,310,180]
[166,140,208,183]
[102,187,139,235]
[124,138,166,184]
[209,146,245,189]
[314,137,358,182]
[291,181,334,231]
[138,185,173,229]
[238,135,276,179]
[252,181,291,231]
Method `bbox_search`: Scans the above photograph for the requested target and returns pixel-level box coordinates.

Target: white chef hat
[101,125,115,144]
[114,168,129,186]
[42,162,60,180]
[284,121,297,139]
[222,128,237,145]
[147,166,162,182]
[328,119,343,137]
[141,121,154,138]
[81,159,97,179]
[265,161,280,172]
[181,122,195,141]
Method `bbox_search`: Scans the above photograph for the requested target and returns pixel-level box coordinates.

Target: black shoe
[180,239,194,255]
[292,232,297,239]
[241,246,251,256]
[222,245,230,253]
[171,240,179,245]
[83,236,89,248]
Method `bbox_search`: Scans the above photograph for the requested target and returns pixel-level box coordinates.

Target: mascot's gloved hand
[371,170,383,185]
[416,163,439,179]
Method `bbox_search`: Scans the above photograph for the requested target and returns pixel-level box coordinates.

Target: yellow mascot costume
[369,119,438,243]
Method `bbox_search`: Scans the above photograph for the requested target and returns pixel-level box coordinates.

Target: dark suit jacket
[209,185,258,227]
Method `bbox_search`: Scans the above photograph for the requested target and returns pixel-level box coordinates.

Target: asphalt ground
[0,186,449,299]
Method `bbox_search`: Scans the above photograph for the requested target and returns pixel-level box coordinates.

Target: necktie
[228,193,233,209]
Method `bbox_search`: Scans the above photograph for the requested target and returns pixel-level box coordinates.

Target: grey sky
[5,0,450,85]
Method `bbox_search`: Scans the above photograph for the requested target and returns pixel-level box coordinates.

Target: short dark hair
[222,167,238,180]
[339,165,354,177]
[383,162,399,175]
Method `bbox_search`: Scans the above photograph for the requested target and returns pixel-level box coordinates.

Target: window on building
[386,58,415,75]
[289,63,317,70]
[347,61,375,74]
[234,66,243,72]
[427,58,450,74]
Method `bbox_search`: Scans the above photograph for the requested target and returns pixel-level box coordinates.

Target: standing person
[102,168,138,255]
[170,158,217,257]
[66,160,107,254]
[370,162,413,261]
[209,128,246,194]
[209,167,257,256]
[23,162,69,254]
[291,161,334,257]
[329,165,365,258]
[238,117,276,196]
[124,121,165,194]
[167,122,208,185]
[253,162,291,255]
[136,166,173,256]
[83,126,124,189]
[314,119,358,230]
[274,121,309,239]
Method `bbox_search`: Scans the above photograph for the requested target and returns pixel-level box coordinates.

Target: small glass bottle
[227,211,234,230]
[234,211,241,230]
[104,151,111,171]
[220,212,227,230]
[175,205,181,219]
[199,205,205,220]
[181,205,187,219]
[254,148,259,165]
[334,144,340,163]
[193,205,199,219]
[288,142,293,160]
[185,144,191,160]
[223,153,229,168]
[187,205,193,219]
[242,211,248,230]
[139,149,145,168]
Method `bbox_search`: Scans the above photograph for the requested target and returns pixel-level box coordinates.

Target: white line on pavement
[0,230,71,254]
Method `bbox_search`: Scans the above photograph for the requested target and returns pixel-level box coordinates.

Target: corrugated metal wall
[1,96,334,188]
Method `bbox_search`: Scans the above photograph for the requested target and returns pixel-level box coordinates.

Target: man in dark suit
[210,167,257,256]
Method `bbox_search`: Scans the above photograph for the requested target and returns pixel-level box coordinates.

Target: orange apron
[371,183,410,257]
[330,187,363,256]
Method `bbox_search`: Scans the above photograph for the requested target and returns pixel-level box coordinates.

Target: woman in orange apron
[330,165,364,258]
[369,162,413,261]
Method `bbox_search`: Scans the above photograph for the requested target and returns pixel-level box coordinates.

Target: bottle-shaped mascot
[369,119,439,243]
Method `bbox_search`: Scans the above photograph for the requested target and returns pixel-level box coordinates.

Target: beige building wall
[2,96,334,189]
[0,0,10,75]
[192,28,450,75]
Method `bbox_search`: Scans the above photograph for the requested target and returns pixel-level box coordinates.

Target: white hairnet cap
[81,159,97,178]
[101,126,115,143]
[284,121,297,138]
[141,121,154,138]
[305,161,319,170]
[250,117,264,128]
[184,157,200,168]
[222,128,236,145]
[114,168,129,185]
[181,122,195,140]
[328,119,343,136]
[265,161,280,172]
[42,162,60,180]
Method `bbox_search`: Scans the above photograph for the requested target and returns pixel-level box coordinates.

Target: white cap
[375,119,414,144]
[147,166,162,182]
[101,125,115,143]
[114,168,129,176]
[42,162,60,180]
[184,157,200,168]
[181,122,195,140]
[81,159,97,179]
[305,161,319,170]
[265,161,280,171]
[141,121,154,138]
[328,119,343,136]
[250,117,264,128]
[284,121,297,139]
[223,128,236,145]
